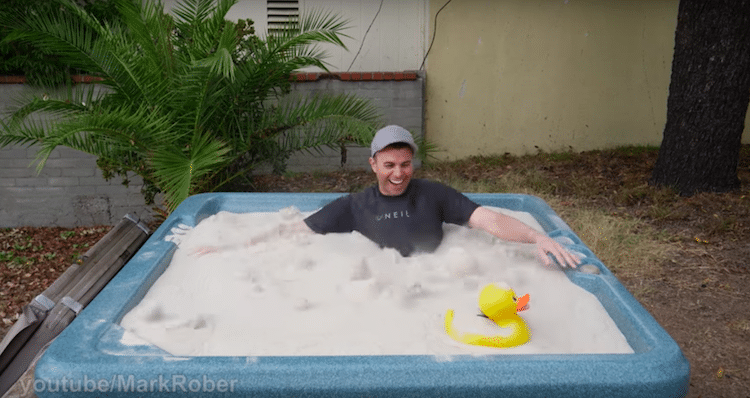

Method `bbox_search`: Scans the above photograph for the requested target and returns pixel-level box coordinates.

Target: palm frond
[276,117,374,154]
[173,0,238,60]
[151,130,230,211]
[66,106,180,149]
[0,3,104,72]
[254,94,381,154]
[274,94,381,130]
[195,45,236,82]
[259,10,350,71]
[88,30,170,105]
[115,0,176,80]
[267,9,350,47]
[169,66,234,134]
[0,118,49,149]
[172,0,215,27]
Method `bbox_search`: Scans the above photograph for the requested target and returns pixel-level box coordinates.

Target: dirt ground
[2,145,749,397]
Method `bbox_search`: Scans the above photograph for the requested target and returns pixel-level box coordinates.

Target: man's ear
[368,156,377,173]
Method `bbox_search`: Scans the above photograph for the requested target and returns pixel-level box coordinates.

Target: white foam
[121,207,633,356]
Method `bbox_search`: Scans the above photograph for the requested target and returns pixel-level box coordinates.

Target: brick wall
[0,72,424,227]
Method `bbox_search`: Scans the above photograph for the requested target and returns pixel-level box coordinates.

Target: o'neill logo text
[375,210,410,221]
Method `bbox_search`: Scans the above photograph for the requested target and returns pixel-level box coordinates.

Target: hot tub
[34,193,689,397]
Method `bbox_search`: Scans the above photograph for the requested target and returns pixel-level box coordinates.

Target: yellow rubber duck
[445,283,531,348]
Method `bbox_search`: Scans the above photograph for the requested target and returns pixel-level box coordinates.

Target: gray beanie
[370,125,418,157]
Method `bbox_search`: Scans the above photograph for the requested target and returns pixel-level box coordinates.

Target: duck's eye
[512,295,517,302]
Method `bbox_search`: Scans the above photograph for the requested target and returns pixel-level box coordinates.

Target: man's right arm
[191,220,313,257]
[192,194,353,257]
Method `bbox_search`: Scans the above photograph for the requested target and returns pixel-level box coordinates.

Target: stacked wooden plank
[0,214,150,396]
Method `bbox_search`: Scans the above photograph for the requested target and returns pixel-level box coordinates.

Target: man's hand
[191,245,223,257]
[468,206,580,268]
[533,235,580,268]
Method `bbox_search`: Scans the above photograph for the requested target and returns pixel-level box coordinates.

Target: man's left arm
[467,206,580,268]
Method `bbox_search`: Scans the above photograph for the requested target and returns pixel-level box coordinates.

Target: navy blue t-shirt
[303,179,480,256]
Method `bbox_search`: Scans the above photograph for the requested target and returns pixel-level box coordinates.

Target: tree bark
[650,0,750,195]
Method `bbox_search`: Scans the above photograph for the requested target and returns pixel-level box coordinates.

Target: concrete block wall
[0,72,424,227]
[0,145,152,227]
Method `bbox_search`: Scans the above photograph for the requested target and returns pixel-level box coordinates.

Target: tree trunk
[650,0,750,195]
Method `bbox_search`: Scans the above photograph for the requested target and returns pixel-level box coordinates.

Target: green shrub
[0,0,381,212]
[0,0,129,86]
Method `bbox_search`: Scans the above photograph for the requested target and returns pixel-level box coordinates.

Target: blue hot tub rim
[33,192,690,398]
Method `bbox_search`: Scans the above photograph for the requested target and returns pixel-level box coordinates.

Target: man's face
[369,146,414,196]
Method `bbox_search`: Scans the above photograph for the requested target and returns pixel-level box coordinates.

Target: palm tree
[0,0,381,212]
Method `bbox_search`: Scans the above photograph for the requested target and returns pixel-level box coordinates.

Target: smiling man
[195,125,579,268]
[302,125,579,267]
[304,125,480,256]
[368,126,415,196]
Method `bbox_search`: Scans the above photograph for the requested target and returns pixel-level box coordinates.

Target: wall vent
[267,0,300,33]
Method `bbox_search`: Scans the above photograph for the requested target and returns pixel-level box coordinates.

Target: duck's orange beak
[516,293,530,312]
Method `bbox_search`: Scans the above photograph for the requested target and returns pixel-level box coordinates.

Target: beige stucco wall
[425,0,749,158]
[162,0,428,72]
